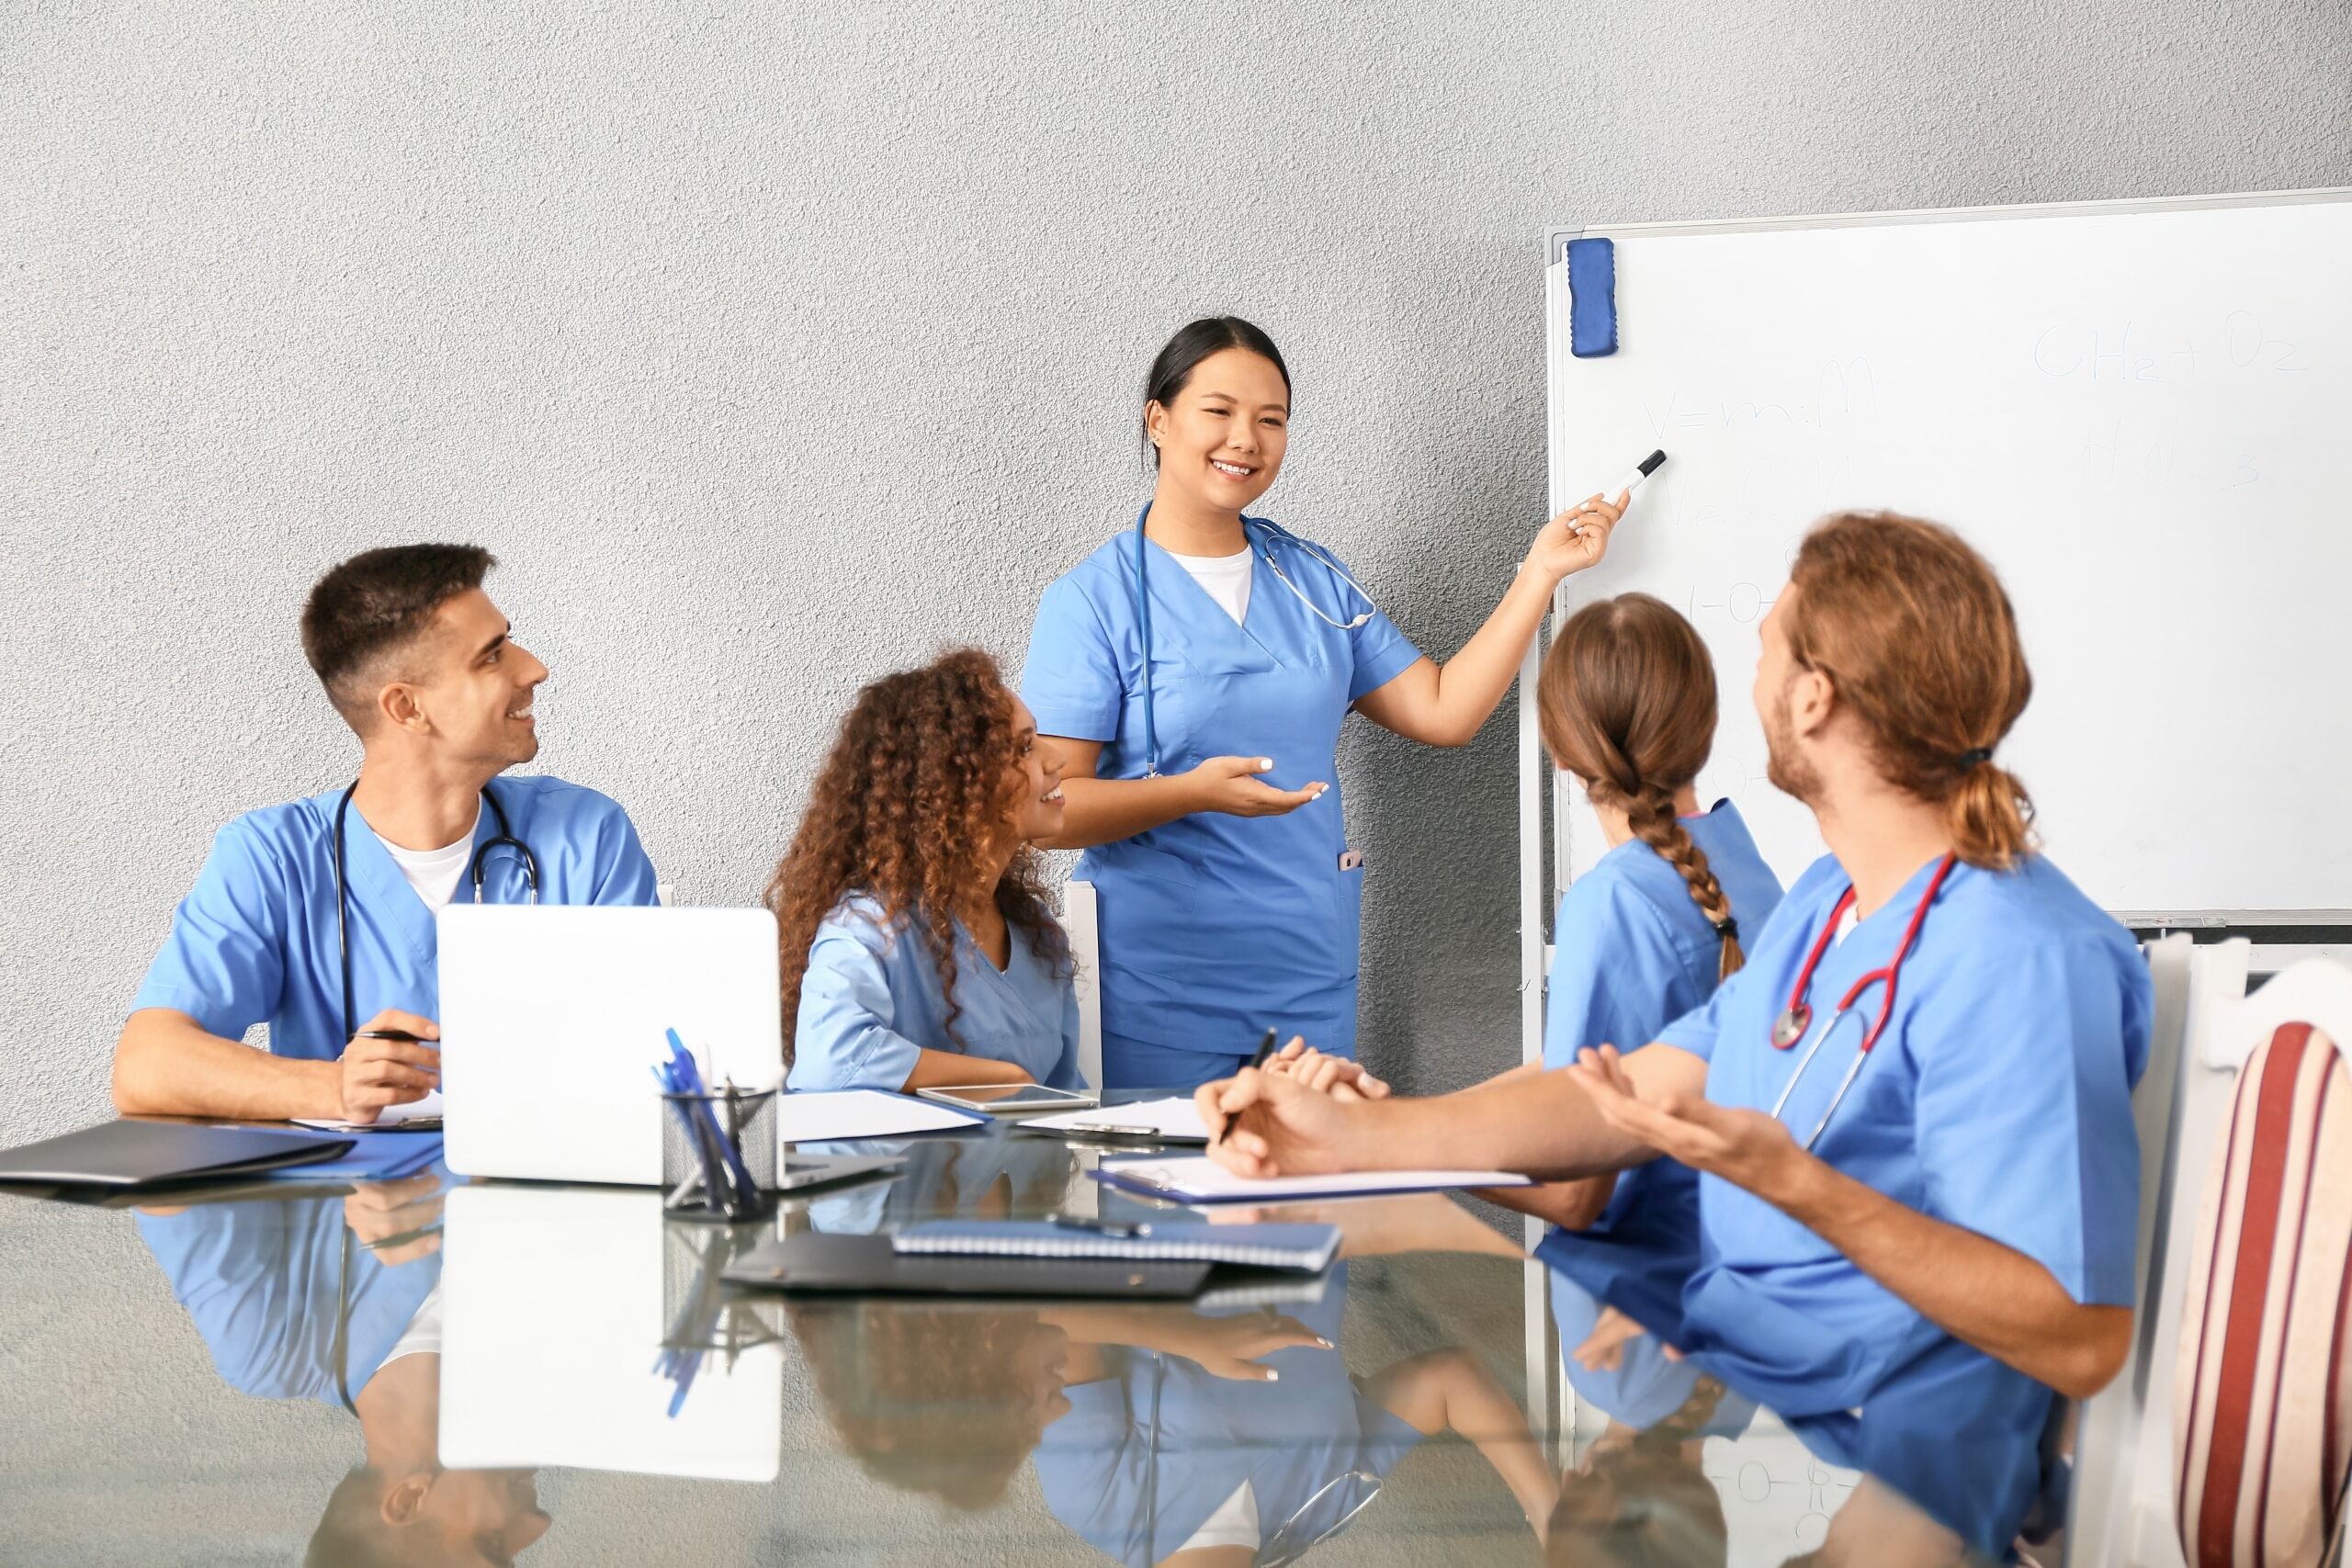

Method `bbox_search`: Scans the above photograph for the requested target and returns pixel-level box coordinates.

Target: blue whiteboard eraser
[1566,237,1617,357]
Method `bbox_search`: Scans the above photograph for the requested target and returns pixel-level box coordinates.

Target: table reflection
[5,1116,2072,1566]
[134,1172,551,1565]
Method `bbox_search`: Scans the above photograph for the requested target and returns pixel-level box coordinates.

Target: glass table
[0,1114,2052,1565]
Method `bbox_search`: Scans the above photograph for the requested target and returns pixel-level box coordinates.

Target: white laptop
[436,905,783,1185]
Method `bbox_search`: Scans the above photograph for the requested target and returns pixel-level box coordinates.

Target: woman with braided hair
[1272,594,1778,1269]
[773,649,1084,1093]
[1490,592,1783,1287]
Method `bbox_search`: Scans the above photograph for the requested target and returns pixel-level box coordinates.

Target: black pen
[356,1029,425,1043]
[1045,1212,1152,1239]
[1212,1030,1283,1147]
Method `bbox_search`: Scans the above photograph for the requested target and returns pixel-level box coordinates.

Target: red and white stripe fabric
[2175,1021,2352,1566]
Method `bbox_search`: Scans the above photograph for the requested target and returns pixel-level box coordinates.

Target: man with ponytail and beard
[1195,513,2148,1556]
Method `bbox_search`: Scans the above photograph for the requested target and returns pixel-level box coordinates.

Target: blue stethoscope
[330,780,539,1042]
[1768,852,1959,1151]
[1130,503,1380,777]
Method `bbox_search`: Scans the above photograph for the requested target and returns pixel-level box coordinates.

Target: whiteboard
[1541,190,2352,918]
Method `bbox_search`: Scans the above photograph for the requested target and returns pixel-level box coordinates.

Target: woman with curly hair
[771,649,1082,1092]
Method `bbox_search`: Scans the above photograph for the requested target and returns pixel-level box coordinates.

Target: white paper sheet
[293,1089,444,1132]
[1094,1155,1531,1203]
[775,1089,983,1145]
[1023,1096,1211,1142]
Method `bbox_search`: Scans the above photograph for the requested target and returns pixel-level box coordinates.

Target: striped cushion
[2175,1022,2352,1566]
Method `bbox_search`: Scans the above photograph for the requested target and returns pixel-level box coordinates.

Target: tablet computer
[913,1084,1101,1116]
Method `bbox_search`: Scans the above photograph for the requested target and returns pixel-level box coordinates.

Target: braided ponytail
[1539,594,1745,983]
[1623,788,1744,982]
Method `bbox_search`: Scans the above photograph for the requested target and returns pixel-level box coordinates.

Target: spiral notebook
[889,1220,1340,1272]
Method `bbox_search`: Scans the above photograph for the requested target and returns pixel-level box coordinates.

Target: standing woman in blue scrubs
[1022,317,1624,1089]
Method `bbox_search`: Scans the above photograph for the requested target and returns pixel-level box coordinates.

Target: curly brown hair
[766,649,1069,1066]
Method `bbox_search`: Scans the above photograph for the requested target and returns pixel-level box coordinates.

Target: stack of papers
[1091,1156,1532,1205]
[1020,1096,1211,1143]
[294,1089,443,1133]
[777,1089,986,1145]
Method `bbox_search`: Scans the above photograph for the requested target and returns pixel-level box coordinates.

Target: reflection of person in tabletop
[135,1176,551,1566]
[1544,1263,1746,1568]
[785,1194,1559,1562]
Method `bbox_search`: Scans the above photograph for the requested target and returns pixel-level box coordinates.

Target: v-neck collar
[327,786,499,967]
[949,918,1061,1026]
[1136,508,1283,664]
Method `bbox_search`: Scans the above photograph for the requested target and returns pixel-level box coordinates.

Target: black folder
[722,1231,1211,1299]
[0,1121,355,1188]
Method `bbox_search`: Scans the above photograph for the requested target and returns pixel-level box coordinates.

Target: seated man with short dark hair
[112,544,659,1122]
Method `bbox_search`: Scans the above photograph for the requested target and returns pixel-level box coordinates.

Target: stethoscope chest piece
[1770,1005,1813,1050]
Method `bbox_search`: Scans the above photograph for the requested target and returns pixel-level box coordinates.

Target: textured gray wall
[5,2,2348,1148]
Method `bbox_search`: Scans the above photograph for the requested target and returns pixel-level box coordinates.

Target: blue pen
[665,1029,761,1213]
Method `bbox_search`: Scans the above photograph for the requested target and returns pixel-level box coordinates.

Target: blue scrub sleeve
[789,919,926,1093]
[1654,958,1761,1064]
[1341,581,1423,702]
[587,803,662,907]
[1021,576,1125,742]
[1911,940,2143,1305]
[128,818,288,1040]
[1544,882,1688,1070]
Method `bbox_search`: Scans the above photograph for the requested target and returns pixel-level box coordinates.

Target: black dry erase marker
[1620,449,1667,496]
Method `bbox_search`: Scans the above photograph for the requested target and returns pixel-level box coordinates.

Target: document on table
[1022,1097,1211,1143]
[1091,1156,1532,1204]
[294,1089,444,1133]
[776,1090,985,1145]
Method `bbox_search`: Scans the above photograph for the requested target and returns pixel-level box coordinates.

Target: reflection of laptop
[436,906,783,1185]
[439,1186,781,1481]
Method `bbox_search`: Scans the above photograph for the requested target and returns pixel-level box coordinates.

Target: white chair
[1065,879,1103,1092]
[2160,957,2352,1567]
[2070,945,2352,1566]
[2064,933,2210,1563]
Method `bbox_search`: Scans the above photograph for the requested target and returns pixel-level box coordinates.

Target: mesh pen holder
[660,1081,779,1224]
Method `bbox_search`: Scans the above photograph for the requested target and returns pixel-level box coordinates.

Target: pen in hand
[1212,1029,1282,1148]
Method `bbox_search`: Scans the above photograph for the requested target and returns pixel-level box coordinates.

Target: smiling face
[1007,696,1067,844]
[390,588,548,771]
[1146,346,1290,515]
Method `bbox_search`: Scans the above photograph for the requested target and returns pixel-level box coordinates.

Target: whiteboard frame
[1522,186,2352,1071]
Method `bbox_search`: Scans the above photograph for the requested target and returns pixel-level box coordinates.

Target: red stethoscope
[1768,852,1961,1151]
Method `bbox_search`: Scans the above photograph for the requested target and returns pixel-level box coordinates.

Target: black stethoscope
[1767,852,1960,1151]
[1129,503,1378,778]
[331,781,539,1042]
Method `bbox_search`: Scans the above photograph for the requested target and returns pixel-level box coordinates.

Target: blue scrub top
[1657,851,2149,1418]
[1543,800,1783,1308]
[130,776,658,1056]
[1544,1259,1755,1438]
[1782,1332,2064,1561]
[1020,517,1423,1065]
[786,895,1081,1094]
[137,1193,441,1406]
